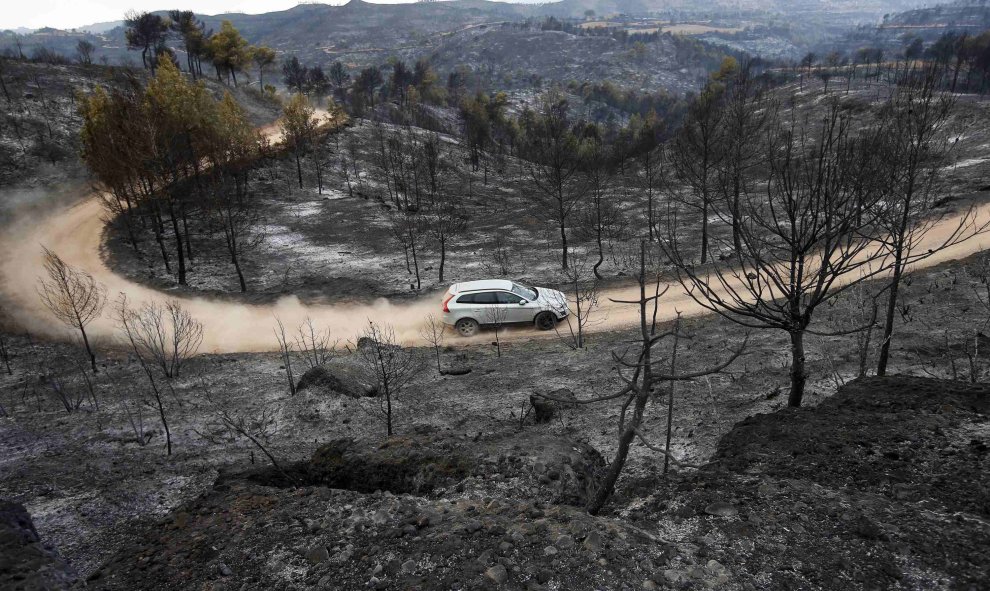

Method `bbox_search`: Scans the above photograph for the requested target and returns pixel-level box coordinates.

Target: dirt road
[2,112,988,351]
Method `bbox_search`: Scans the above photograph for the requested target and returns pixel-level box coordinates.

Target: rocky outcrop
[294,360,376,398]
[90,377,990,590]
[0,500,76,590]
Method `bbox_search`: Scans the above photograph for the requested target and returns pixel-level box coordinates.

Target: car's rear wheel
[535,312,557,331]
[455,318,480,337]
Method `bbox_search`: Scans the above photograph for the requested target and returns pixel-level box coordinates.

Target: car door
[457,292,498,323]
[495,291,529,323]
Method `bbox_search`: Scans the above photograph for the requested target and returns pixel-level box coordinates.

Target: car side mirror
[519,300,527,305]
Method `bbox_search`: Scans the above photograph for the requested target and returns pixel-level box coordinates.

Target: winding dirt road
[2,190,988,352]
[2,114,989,352]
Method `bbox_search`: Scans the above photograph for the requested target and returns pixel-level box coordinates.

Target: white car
[440,280,570,337]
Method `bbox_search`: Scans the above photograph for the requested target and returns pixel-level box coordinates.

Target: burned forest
[2,1,990,590]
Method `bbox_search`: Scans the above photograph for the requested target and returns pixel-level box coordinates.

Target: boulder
[305,438,471,495]
[295,360,376,398]
[0,500,76,590]
[530,388,579,423]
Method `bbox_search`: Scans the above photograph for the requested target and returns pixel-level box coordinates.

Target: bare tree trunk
[295,152,303,189]
[233,257,247,292]
[151,204,172,274]
[559,198,569,270]
[0,69,10,103]
[877,253,904,377]
[0,334,13,375]
[181,202,193,261]
[409,229,421,290]
[731,174,742,254]
[700,190,709,264]
[438,236,446,282]
[587,245,651,515]
[663,315,681,474]
[167,201,187,285]
[788,329,806,407]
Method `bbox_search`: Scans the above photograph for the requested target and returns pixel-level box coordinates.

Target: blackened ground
[0,500,76,590]
[626,376,990,590]
[88,376,989,590]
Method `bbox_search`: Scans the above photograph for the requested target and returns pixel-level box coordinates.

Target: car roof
[450,279,514,293]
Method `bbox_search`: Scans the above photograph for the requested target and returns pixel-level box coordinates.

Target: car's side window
[495,291,523,304]
[457,292,498,305]
[474,292,498,304]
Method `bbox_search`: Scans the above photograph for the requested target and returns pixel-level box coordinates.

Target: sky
[1,0,410,31]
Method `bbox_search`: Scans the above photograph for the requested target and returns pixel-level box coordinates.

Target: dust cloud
[0,191,457,350]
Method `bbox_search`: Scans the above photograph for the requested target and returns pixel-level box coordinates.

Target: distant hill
[77,20,123,35]
[832,1,990,55]
[0,0,941,77]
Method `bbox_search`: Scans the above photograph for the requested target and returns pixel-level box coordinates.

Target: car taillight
[442,294,454,313]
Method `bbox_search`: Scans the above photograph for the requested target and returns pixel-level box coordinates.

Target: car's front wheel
[535,312,557,331]
[455,318,480,337]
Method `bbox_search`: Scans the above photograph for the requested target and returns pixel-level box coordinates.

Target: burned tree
[663,103,892,407]
[523,91,585,270]
[207,93,264,292]
[547,254,601,350]
[874,71,974,376]
[389,209,424,291]
[114,295,176,456]
[714,62,772,254]
[273,317,296,396]
[542,242,745,514]
[667,84,725,264]
[357,321,420,437]
[578,138,625,279]
[295,317,338,370]
[0,332,11,376]
[115,299,203,379]
[37,247,106,373]
[0,305,12,375]
[420,314,446,375]
[485,304,508,358]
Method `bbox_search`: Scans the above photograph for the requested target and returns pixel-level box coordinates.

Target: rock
[543,546,558,556]
[583,531,602,552]
[219,563,233,577]
[485,564,509,585]
[554,535,575,550]
[306,438,470,495]
[295,362,375,398]
[465,520,483,533]
[0,501,76,588]
[401,559,417,574]
[306,545,330,565]
[530,395,557,424]
[643,580,658,590]
[705,560,726,575]
[530,389,578,424]
[703,501,738,518]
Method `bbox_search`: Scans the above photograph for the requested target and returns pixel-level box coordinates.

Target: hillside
[63,376,990,589]
[0,0,936,72]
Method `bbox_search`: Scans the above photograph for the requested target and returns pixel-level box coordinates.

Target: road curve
[2,115,989,351]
